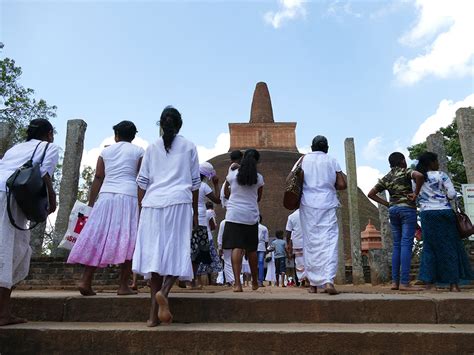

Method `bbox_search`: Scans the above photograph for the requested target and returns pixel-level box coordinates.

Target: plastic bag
[58,201,92,250]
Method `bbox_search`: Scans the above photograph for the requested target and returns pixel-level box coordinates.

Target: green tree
[408,120,467,188]
[1,44,57,142]
[77,166,95,203]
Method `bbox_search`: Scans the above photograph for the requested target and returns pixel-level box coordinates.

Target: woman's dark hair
[230,150,243,163]
[159,106,182,153]
[388,152,406,168]
[26,119,53,141]
[113,120,137,142]
[311,135,329,153]
[237,149,260,186]
[416,152,438,181]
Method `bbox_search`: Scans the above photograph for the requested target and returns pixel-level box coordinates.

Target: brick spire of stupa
[249,82,274,123]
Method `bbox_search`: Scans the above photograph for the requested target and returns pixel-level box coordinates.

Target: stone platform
[2,286,474,354]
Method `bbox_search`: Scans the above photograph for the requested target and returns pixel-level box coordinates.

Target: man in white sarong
[217,220,234,285]
[299,135,346,295]
[285,209,306,284]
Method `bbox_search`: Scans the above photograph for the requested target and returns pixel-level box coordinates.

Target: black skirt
[222,221,258,252]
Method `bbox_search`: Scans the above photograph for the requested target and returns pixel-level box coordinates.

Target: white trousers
[293,250,306,281]
[223,249,234,284]
[300,206,339,287]
[0,193,32,289]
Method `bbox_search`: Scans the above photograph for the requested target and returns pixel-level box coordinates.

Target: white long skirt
[132,203,193,280]
[265,253,276,282]
[0,192,32,289]
[223,249,234,284]
[293,248,306,281]
[300,206,339,287]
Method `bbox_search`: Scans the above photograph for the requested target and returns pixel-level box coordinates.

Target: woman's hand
[407,193,418,202]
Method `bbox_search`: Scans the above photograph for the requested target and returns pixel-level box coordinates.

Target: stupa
[209,82,380,261]
[361,220,383,255]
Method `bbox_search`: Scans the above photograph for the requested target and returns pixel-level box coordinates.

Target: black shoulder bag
[6,142,51,230]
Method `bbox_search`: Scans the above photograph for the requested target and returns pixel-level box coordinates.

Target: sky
[1,0,473,195]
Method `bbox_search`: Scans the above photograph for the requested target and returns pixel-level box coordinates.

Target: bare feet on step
[117,286,138,296]
[233,285,243,293]
[252,281,259,291]
[399,284,423,292]
[155,291,173,325]
[78,282,96,296]
[308,286,318,294]
[323,283,338,295]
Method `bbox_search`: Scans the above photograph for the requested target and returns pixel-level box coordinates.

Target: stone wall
[229,123,298,152]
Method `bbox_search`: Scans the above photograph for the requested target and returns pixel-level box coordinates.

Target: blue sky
[2,0,473,193]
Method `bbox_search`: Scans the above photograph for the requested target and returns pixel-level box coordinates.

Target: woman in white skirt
[68,121,144,296]
[222,149,264,292]
[194,163,222,288]
[265,252,276,286]
[132,106,200,327]
[0,119,59,326]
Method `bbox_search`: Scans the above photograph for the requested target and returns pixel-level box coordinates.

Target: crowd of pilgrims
[0,106,472,326]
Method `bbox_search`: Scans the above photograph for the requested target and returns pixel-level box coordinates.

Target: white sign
[462,184,474,241]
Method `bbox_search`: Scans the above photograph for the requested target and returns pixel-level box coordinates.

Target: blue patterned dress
[418,171,473,284]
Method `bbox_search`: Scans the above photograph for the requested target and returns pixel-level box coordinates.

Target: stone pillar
[0,122,14,158]
[426,132,448,174]
[31,222,47,257]
[456,107,474,183]
[335,208,346,285]
[368,249,390,286]
[344,138,365,285]
[52,120,87,257]
[377,191,393,280]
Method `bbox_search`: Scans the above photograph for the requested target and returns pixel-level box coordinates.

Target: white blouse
[0,139,59,192]
[137,135,200,208]
[100,142,144,197]
[418,171,456,212]
[225,169,264,225]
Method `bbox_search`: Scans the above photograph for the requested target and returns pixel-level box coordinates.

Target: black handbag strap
[39,142,50,165]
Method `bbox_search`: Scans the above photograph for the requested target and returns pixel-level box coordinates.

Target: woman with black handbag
[0,119,58,326]
[416,152,473,292]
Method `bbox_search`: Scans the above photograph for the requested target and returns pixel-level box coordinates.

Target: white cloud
[196,133,230,163]
[394,0,474,85]
[298,145,311,154]
[411,93,474,144]
[264,0,307,29]
[362,136,384,161]
[81,136,149,169]
[326,0,362,19]
[357,166,383,199]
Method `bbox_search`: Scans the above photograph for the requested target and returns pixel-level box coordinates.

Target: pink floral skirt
[67,193,139,268]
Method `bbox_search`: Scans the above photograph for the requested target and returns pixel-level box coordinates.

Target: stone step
[1,322,473,354]
[11,291,474,324]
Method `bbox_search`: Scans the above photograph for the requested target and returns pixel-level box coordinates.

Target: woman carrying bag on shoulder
[0,119,59,326]
[416,152,473,292]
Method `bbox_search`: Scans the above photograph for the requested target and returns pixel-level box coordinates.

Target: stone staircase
[1,289,474,354]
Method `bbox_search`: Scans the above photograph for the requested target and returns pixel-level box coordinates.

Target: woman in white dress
[68,121,144,296]
[265,252,276,285]
[222,149,264,292]
[132,106,200,327]
[0,119,59,326]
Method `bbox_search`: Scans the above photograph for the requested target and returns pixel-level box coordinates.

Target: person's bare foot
[190,284,202,290]
[0,315,28,326]
[308,286,317,294]
[155,291,173,325]
[78,282,96,296]
[424,283,436,291]
[323,283,338,295]
[450,284,461,292]
[178,281,187,289]
[252,281,259,291]
[391,282,399,290]
[117,286,138,296]
[233,285,243,292]
[399,284,423,291]
[131,284,138,291]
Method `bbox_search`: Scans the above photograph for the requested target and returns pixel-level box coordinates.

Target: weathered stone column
[0,122,14,158]
[52,119,87,257]
[335,208,346,285]
[377,191,393,280]
[31,222,47,257]
[456,107,474,183]
[344,138,365,285]
[426,132,449,173]
[368,249,390,286]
